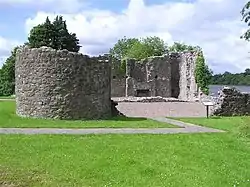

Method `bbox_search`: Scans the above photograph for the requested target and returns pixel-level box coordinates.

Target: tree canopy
[0,15,82,96]
[27,16,81,52]
[241,1,250,41]
[168,42,201,52]
[109,36,168,60]
[211,69,250,85]
[0,47,19,96]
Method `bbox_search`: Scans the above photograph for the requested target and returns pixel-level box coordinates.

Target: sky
[0,0,250,74]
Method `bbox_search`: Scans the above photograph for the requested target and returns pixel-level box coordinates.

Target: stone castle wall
[115,52,198,101]
[125,56,172,97]
[15,46,112,120]
[111,59,126,97]
[212,87,250,116]
[178,52,198,101]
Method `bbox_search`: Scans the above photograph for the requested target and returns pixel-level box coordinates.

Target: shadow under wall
[171,59,180,98]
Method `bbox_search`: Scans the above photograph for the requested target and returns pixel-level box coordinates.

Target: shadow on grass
[101,116,147,122]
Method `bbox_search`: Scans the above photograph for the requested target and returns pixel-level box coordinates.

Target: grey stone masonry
[122,52,199,101]
[212,87,250,116]
[126,56,172,97]
[15,46,112,120]
[178,52,198,101]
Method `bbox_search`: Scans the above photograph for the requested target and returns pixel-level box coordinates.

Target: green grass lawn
[1,132,250,187]
[177,116,250,139]
[0,96,15,99]
[0,101,175,128]
[1,101,250,186]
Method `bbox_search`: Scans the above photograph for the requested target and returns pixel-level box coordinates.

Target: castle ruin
[111,52,199,101]
[15,46,200,120]
[15,46,112,120]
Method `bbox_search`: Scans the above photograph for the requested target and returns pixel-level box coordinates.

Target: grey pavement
[0,117,224,135]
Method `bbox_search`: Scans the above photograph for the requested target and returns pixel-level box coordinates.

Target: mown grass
[177,116,250,139]
[0,96,15,99]
[0,102,250,186]
[1,133,250,187]
[0,101,175,128]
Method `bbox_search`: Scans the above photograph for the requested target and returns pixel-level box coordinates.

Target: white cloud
[22,0,250,73]
[0,37,21,67]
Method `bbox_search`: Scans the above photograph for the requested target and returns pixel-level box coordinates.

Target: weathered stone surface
[178,52,198,101]
[111,77,126,97]
[126,56,172,97]
[15,46,112,120]
[114,52,199,101]
[212,87,250,116]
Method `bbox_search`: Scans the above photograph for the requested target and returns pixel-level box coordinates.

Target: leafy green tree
[126,37,167,60]
[168,42,200,52]
[110,36,168,74]
[210,69,250,86]
[140,36,168,57]
[244,68,250,75]
[0,47,19,96]
[110,36,167,60]
[126,41,149,60]
[109,37,140,60]
[27,16,81,52]
[194,51,212,95]
[241,1,250,41]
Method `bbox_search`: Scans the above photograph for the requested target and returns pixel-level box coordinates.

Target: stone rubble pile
[212,87,250,116]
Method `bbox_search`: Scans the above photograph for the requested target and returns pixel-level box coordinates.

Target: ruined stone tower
[15,46,112,120]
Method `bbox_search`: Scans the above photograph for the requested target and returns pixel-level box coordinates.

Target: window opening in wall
[112,75,116,79]
[155,75,158,79]
[136,89,150,97]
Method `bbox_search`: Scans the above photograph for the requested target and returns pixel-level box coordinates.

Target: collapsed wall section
[15,46,112,120]
[212,87,250,116]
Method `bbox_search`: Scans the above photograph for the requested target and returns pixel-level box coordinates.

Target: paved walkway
[117,102,208,117]
[0,117,224,135]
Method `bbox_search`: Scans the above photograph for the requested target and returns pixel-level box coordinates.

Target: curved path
[0,117,224,135]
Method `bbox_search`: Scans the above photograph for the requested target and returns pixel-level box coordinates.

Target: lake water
[209,85,250,96]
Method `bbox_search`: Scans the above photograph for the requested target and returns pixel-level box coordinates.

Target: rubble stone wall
[122,52,198,101]
[15,46,112,120]
[212,87,250,116]
[126,56,172,97]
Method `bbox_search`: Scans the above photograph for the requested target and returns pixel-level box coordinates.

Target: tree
[244,68,250,75]
[140,36,168,57]
[241,1,250,41]
[110,36,168,75]
[194,51,212,95]
[109,37,140,60]
[110,36,167,60]
[168,42,200,52]
[27,16,81,52]
[126,37,167,60]
[0,47,19,96]
[210,69,250,86]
